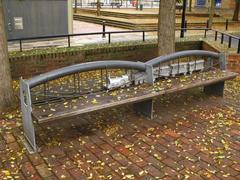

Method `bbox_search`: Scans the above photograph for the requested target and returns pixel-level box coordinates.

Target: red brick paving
[0,79,240,179]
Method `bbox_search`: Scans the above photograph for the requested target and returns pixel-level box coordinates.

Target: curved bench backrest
[146,50,221,67]
[26,60,146,88]
[24,50,226,89]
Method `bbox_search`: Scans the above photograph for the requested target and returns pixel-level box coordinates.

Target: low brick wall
[9,41,202,79]
[202,41,240,74]
[228,54,240,74]
[202,41,220,53]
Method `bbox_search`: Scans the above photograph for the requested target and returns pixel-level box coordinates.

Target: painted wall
[3,0,71,39]
[192,0,236,9]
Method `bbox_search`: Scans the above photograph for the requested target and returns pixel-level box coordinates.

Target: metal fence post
[215,31,218,41]
[238,39,240,54]
[143,31,145,41]
[108,33,111,44]
[102,21,106,38]
[20,40,23,52]
[204,29,207,38]
[68,35,71,47]
[221,34,224,44]
[228,36,232,48]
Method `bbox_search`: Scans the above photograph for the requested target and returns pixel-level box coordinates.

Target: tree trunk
[208,0,215,28]
[158,0,176,56]
[0,1,15,111]
[189,0,192,12]
[97,0,101,16]
[233,1,240,21]
[74,0,77,13]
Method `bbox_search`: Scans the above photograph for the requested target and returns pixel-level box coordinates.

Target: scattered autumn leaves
[0,73,239,179]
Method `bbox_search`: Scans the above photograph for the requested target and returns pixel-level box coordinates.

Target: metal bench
[20,50,238,153]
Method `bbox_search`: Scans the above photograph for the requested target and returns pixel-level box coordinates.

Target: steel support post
[20,78,38,153]
[133,99,153,119]
[204,81,225,97]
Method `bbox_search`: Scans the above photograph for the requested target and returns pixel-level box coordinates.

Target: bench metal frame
[20,50,228,153]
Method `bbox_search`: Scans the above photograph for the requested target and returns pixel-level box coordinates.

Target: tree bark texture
[189,0,192,12]
[0,0,15,111]
[233,1,240,21]
[97,0,101,16]
[208,0,215,28]
[74,0,77,13]
[158,0,176,56]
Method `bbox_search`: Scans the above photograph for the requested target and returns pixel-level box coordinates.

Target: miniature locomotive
[106,60,205,90]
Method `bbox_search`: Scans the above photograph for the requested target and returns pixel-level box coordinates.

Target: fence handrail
[7,28,240,54]
[211,29,240,40]
[8,28,240,43]
[7,30,153,42]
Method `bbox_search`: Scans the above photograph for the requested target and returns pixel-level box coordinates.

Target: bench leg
[20,79,38,153]
[133,99,153,119]
[204,81,225,97]
[22,118,38,154]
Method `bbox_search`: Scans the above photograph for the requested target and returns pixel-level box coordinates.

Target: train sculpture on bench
[106,60,205,90]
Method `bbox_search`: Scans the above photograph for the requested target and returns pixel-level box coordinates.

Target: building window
[215,0,222,8]
[196,0,206,7]
[196,0,222,8]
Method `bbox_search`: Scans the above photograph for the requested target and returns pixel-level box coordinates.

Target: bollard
[143,31,145,41]
[68,35,71,47]
[225,19,229,31]
[102,21,106,38]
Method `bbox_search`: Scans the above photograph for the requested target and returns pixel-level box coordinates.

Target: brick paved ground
[0,77,240,179]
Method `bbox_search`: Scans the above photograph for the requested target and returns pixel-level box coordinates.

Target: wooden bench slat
[32,70,238,123]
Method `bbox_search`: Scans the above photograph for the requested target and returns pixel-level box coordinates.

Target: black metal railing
[211,29,240,53]
[8,28,240,54]
[8,30,156,52]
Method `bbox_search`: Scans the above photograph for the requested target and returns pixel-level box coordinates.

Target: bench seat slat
[32,70,238,123]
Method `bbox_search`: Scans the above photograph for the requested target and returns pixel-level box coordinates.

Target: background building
[75,0,237,9]
[3,0,73,39]
[193,0,236,9]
